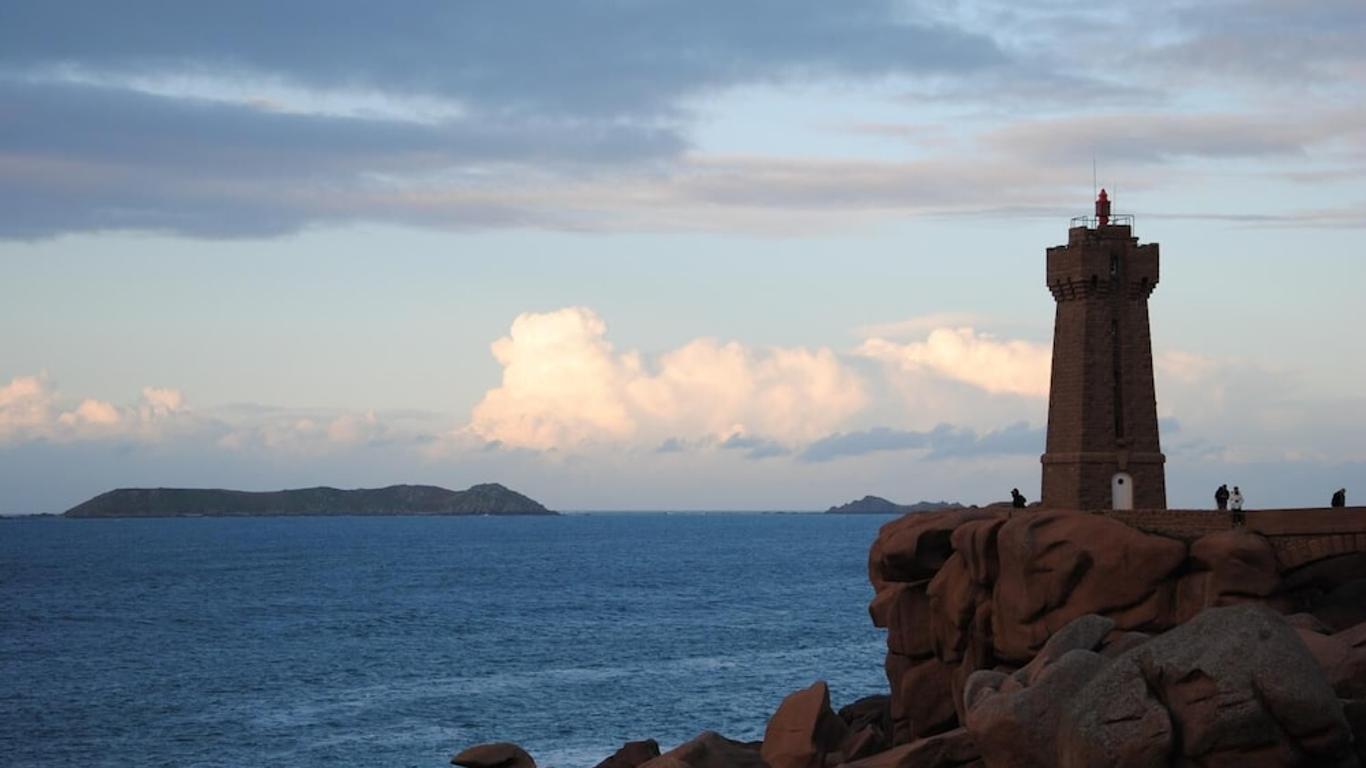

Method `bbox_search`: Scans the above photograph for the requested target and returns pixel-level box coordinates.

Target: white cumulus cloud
[57,398,122,427]
[468,307,868,451]
[856,327,1051,398]
[0,374,188,443]
[0,375,58,440]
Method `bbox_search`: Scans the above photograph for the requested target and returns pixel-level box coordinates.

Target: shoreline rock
[455,508,1366,768]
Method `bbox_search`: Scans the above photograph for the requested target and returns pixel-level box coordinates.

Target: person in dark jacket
[1215,484,1229,511]
[1332,488,1347,508]
[1011,488,1027,509]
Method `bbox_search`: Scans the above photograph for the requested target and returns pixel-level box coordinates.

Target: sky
[2,0,1365,513]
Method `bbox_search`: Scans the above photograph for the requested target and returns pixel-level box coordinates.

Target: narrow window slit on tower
[1112,316,1125,439]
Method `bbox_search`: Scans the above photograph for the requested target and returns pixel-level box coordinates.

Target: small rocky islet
[458,505,1366,768]
[824,496,966,515]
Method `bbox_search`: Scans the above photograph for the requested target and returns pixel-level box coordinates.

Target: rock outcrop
[1062,605,1355,767]
[869,507,1366,749]
[838,727,980,768]
[761,681,850,768]
[455,506,1366,768]
[592,740,661,768]
[639,731,766,768]
[451,742,537,768]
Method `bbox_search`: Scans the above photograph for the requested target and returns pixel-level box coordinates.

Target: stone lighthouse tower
[1040,191,1166,510]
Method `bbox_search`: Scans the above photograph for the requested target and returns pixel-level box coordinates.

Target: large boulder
[1295,621,1366,699]
[1011,614,1114,687]
[1281,556,1366,630]
[1175,529,1282,621]
[1060,605,1356,767]
[836,728,980,768]
[873,509,1004,585]
[889,658,958,741]
[452,743,536,768]
[761,681,850,768]
[965,649,1109,768]
[838,694,891,737]
[592,740,661,768]
[990,511,1186,662]
[873,581,936,658]
[1311,579,1366,632]
[927,554,985,667]
[640,732,766,768]
[838,695,892,757]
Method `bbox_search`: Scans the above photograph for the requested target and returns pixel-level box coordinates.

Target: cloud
[655,438,687,454]
[1150,0,1366,84]
[0,1,1008,239]
[799,421,1043,462]
[0,374,438,454]
[140,386,185,415]
[0,375,57,439]
[1152,350,1366,465]
[855,312,987,340]
[0,2,1003,116]
[856,327,1050,397]
[56,399,121,427]
[923,421,1044,460]
[210,405,448,456]
[467,307,868,451]
[5,1,1363,238]
[800,427,930,462]
[0,374,188,442]
[985,110,1366,165]
[720,432,791,460]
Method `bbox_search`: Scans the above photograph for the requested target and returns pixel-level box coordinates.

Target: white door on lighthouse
[1112,473,1134,510]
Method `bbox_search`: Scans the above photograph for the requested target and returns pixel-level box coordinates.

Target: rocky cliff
[455,508,1366,768]
[64,482,555,517]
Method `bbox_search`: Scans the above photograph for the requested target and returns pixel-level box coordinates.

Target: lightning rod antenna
[1092,152,1097,202]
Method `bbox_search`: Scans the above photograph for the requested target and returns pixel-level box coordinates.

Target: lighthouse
[1040,191,1167,510]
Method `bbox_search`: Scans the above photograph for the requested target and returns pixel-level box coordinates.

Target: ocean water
[0,514,890,767]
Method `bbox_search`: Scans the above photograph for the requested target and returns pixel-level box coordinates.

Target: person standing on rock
[1332,488,1347,507]
[1230,486,1244,526]
[1010,488,1026,509]
[1215,484,1230,511]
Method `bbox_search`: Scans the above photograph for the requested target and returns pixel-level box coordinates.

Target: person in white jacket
[1230,486,1245,526]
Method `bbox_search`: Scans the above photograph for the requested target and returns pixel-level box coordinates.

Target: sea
[0,513,891,767]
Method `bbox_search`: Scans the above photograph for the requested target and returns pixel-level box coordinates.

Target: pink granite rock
[452,743,536,768]
[761,681,850,768]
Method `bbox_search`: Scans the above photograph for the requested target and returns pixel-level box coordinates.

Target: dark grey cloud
[0,80,681,176]
[0,77,685,237]
[0,1,1008,238]
[799,426,929,461]
[720,433,789,460]
[0,1,1003,117]
[1159,0,1366,83]
[923,421,1042,460]
[800,421,1042,462]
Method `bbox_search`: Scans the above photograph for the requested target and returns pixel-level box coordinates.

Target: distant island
[824,495,965,515]
[63,483,555,518]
